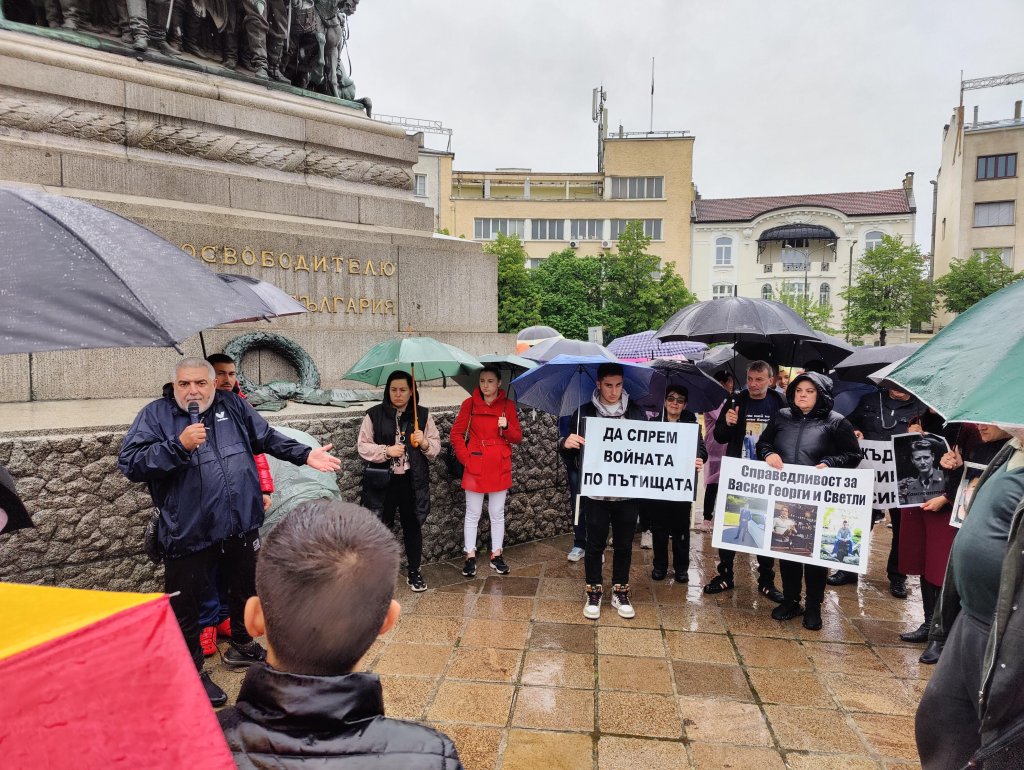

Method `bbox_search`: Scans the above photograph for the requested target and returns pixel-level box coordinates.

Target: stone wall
[0,407,569,591]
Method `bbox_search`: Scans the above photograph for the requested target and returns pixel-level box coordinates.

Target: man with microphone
[119,357,341,706]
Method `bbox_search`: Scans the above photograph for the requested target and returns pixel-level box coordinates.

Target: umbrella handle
[410,363,421,447]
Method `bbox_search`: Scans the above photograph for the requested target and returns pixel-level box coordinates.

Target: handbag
[444,413,473,481]
[143,510,163,564]
[362,461,392,490]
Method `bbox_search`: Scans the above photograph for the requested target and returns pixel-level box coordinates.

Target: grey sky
[353,0,1024,250]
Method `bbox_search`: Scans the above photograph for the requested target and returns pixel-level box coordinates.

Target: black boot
[920,640,944,664]
[900,580,936,643]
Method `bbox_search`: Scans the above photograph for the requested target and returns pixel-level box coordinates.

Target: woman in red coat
[451,366,523,577]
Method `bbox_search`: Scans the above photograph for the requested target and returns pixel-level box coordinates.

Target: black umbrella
[655,297,818,346]
[0,186,262,354]
[218,274,308,322]
[694,344,752,381]
[521,338,616,363]
[832,343,923,384]
[734,330,855,369]
[635,359,729,414]
[0,465,32,535]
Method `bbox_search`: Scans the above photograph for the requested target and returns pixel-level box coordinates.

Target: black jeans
[564,463,586,550]
[702,482,719,522]
[887,507,905,580]
[584,498,639,586]
[716,549,777,586]
[916,612,990,769]
[779,560,827,606]
[164,529,259,670]
[650,499,690,574]
[381,473,423,573]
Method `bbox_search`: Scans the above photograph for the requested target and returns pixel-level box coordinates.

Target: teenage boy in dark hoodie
[218,499,463,769]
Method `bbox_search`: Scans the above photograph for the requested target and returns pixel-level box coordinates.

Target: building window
[526,258,545,270]
[974,201,1015,227]
[819,283,831,306]
[977,153,1017,180]
[414,174,427,197]
[973,247,1014,267]
[474,218,525,240]
[712,283,734,300]
[531,219,565,240]
[782,281,807,298]
[570,219,603,240]
[715,237,733,266]
[761,284,773,300]
[610,219,663,240]
[610,176,664,199]
[864,231,884,252]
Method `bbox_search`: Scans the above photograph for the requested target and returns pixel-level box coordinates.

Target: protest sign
[857,439,899,510]
[713,456,875,574]
[579,417,698,502]
[893,432,950,508]
[949,462,987,529]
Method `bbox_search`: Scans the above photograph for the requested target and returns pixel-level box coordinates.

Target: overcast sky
[353,0,1024,249]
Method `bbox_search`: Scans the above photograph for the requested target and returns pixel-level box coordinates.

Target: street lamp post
[846,239,857,342]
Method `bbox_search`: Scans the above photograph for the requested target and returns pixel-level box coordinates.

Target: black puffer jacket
[219,666,463,769]
[756,372,861,469]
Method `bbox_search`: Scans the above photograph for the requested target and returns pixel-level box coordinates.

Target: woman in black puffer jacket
[756,371,861,630]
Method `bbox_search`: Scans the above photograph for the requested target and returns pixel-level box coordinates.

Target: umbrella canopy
[832,343,922,384]
[342,337,482,386]
[607,330,708,361]
[887,280,1024,427]
[635,359,729,414]
[832,379,879,417]
[218,273,308,322]
[0,583,234,768]
[0,186,262,354]
[655,297,818,345]
[694,344,752,382]
[0,466,32,535]
[734,330,855,369]
[522,337,617,363]
[453,354,538,394]
[866,357,910,390]
[510,354,665,417]
[517,325,562,342]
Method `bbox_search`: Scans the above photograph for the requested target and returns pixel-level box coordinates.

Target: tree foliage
[934,249,1023,315]
[486,233,542,333]
[530,248,608,340]
[839,235,934,346]
[774,285,835,334]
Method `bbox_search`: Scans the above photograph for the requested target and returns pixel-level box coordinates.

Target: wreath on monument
[224,332,322,393]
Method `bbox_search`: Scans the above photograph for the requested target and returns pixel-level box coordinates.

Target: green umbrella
[343,337,482,387]
[887,279,1024,428]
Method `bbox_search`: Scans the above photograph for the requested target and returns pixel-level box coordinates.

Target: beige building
[933,101,1024,326]
[690,179,917,329]
[439,132,695,274]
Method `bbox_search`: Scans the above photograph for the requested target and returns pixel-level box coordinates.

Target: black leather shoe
[650,568,667,581]
[803,604,823,630]
[771,600,804,621]
[890,577,908,599]
[674,571,689,584]
[919,640,944,664]
[201,671,227,707]
[900,622,930,643]
[759,583,786,603]
[826,571,858,586]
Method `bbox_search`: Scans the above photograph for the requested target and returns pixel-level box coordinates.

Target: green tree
[934,249,1023,315]
[774,284,835,334]
[839,235,934,346]
[602,220,697,339]
[485,233,541,333]
[530,248,608,339]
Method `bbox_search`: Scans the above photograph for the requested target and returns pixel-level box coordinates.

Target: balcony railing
[762,263,773,273]
[782,262,810,272]
[820,262,831,271]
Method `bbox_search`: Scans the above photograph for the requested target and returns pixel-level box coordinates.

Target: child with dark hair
[218,500,463,769]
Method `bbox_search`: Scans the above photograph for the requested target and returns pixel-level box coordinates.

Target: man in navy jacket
[119,357,340,705]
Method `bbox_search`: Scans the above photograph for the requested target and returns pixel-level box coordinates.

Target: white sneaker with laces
[583,584,603,619]
[611,584,635,619]
[640,530,653,549]
[567,546,585,562]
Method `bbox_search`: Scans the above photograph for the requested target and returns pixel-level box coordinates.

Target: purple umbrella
[607,330,708,361]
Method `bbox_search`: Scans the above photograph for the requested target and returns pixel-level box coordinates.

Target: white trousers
[464,489,508,554]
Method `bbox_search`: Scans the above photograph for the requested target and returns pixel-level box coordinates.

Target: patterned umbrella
[607,330,708,361]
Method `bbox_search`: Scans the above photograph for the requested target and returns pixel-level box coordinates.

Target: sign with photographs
[949,462,987,529]
[892,432,950,509]
[579,417,699,502]
[712,456,875,574]
[857,439,899,511]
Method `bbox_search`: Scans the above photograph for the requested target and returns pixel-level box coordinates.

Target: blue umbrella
[510,355,665,422]
[831,379,877,417]
[607,330,708,361]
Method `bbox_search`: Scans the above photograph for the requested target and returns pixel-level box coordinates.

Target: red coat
[451,388,523,493]
[235,385,274,494]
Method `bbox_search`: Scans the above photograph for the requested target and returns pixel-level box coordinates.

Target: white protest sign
[857,439,899,510]
[579,417,698,502]
[712,456,875,574]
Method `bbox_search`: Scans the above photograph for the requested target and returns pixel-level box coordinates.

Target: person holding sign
[756,372,861,631]
[647,386,708,582]
[703,361,786,602]
[559,363,648,620]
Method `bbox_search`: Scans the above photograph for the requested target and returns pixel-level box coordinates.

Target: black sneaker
[462,557,476,577]
[826,571,858,586]
[758,583,786,603]
[222,640,267,667]
[802,604,823,630]
[200,670,227,707]
[490,554,510,575]
[890,577,908,599]
[407,570,427,592]
[771,600,804,621]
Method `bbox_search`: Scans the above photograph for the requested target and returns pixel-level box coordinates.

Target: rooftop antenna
[649,57,655,133]
[592,86,607,172]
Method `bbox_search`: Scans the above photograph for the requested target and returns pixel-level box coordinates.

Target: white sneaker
[611,584,635,619]
[584,584,603,619]
[640,530,653,549]
[567,546,585,562]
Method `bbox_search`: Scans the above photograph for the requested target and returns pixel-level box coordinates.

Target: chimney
[973,106,979,126]
[903,171,915,191]
[1015,100,1022,121]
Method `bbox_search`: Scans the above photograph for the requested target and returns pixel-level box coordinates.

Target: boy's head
[245,500,401,676]
[206,353,238,392]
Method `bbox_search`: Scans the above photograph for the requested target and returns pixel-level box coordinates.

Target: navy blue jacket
[119,386,312,558]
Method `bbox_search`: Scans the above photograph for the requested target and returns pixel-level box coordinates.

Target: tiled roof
[693,189,913,223]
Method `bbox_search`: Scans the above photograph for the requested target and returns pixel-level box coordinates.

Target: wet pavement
[208,522,929,769]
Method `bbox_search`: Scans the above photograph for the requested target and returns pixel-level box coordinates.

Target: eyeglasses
[665,395,686,404]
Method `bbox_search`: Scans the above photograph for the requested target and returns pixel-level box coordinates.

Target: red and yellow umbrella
[0,582,234,769]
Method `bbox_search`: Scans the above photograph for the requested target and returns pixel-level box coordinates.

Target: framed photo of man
[949,462,987,528]
[892,433,950,509]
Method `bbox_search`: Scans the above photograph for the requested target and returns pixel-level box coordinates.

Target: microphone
[188,401,200,424]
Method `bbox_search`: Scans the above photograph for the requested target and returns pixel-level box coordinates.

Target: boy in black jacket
[218,500,463,770]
